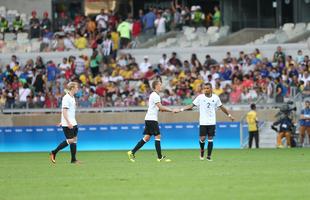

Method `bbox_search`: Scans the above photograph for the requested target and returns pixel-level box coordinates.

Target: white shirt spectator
[58,62,70,74]
[139,60,152,73]
[193,94,222,125]
[154,17,166,35]
[75,57,85,75]
[96,14,108,30]
[61,93,77,127]
[64,37,76,50]
[159,57,169,70]
[101,39,113,56]
[19,87,31,102]
[145,92,161,121]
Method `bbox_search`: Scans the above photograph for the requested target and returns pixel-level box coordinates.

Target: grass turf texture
[0,149,310,200]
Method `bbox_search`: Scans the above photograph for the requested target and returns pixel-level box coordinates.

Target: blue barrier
[0,122,241,152]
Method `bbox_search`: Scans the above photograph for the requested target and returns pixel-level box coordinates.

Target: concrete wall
[123,43,310,66]
[0,109,278,127]
[0,0,52,18]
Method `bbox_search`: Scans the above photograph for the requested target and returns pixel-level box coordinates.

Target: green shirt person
[212,6,221,27]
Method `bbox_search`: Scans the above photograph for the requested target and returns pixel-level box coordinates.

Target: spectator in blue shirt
[143,8,156,34]
[46,61,60,85]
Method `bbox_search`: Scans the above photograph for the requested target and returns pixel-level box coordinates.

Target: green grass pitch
[0,149,310,200]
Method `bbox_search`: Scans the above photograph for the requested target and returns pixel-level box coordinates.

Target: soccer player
[127,80,175,162]
[177,83,234,161]
[50,82,80,164]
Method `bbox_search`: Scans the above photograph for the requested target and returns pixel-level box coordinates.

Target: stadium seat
[30,39,41,52]
[294,23,306,33]
[282,23,294,32]
[307,23,310,31]
[219,26,230,37]
[207,26,219,35]
[4,33,16,41]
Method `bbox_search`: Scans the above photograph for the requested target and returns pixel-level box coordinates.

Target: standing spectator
[86,17,96,40]
[299,101,310,147]
[100,33,113,64]
[143,8,156,35]
[212,6,221,27]
[132,19,142,40]
[13,14,23,33]
[192,6,204,29]
[74,55,86,76]
[46,61,60,87]
[246,103,259,148]
[41,12,52,32]
[58,58,70,75]
[275,77,284,103]
[117,17,131,49]
[90,49,101,77]
[110,27,120,59]
[154,13,166,36]
[96,9,109,33]
[33,73,45,93]
[74,32,88,50]
[18,83,31,108]
[29,10,40,38]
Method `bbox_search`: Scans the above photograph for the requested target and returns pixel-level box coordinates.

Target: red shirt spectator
[132,20,142,38]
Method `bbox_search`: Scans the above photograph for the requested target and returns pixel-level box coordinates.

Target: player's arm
[63,108,73,128]
[219,105,235,121]
[179,104,195,112]
[156,102,174,112]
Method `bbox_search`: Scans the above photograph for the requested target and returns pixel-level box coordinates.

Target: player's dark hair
[152,80,161,90]
[251,103,256,110]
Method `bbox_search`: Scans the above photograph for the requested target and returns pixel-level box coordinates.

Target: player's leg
[69,126,80,163]
[50,127,73,163]
[206,125,215,161]
[199,126,207,160]
[128,134,150,162]
[132,134,150,154]
[299,126,306,146]
[155,134,171,162]
[248,132,254,149]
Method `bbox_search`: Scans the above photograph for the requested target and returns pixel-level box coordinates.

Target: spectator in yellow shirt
[213,82,223,96]
[246,103,259,148]
[74,32,88,49]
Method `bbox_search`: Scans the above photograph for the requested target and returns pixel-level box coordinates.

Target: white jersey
[193,93,222,125]
[145,92,161,121]
[61,93,77,127]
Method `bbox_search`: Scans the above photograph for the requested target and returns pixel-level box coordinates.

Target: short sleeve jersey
[145,92,161,121]
[193,94,222,125]
[61,93,77,127]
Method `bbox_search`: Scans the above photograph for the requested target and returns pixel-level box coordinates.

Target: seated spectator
[13,15,24,33]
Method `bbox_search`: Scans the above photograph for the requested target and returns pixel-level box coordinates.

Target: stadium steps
[259,122,277,148]
[211,28,276,46]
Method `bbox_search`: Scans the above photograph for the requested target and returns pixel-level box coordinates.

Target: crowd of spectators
[0,46,309,110]
[0,2,222,52]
